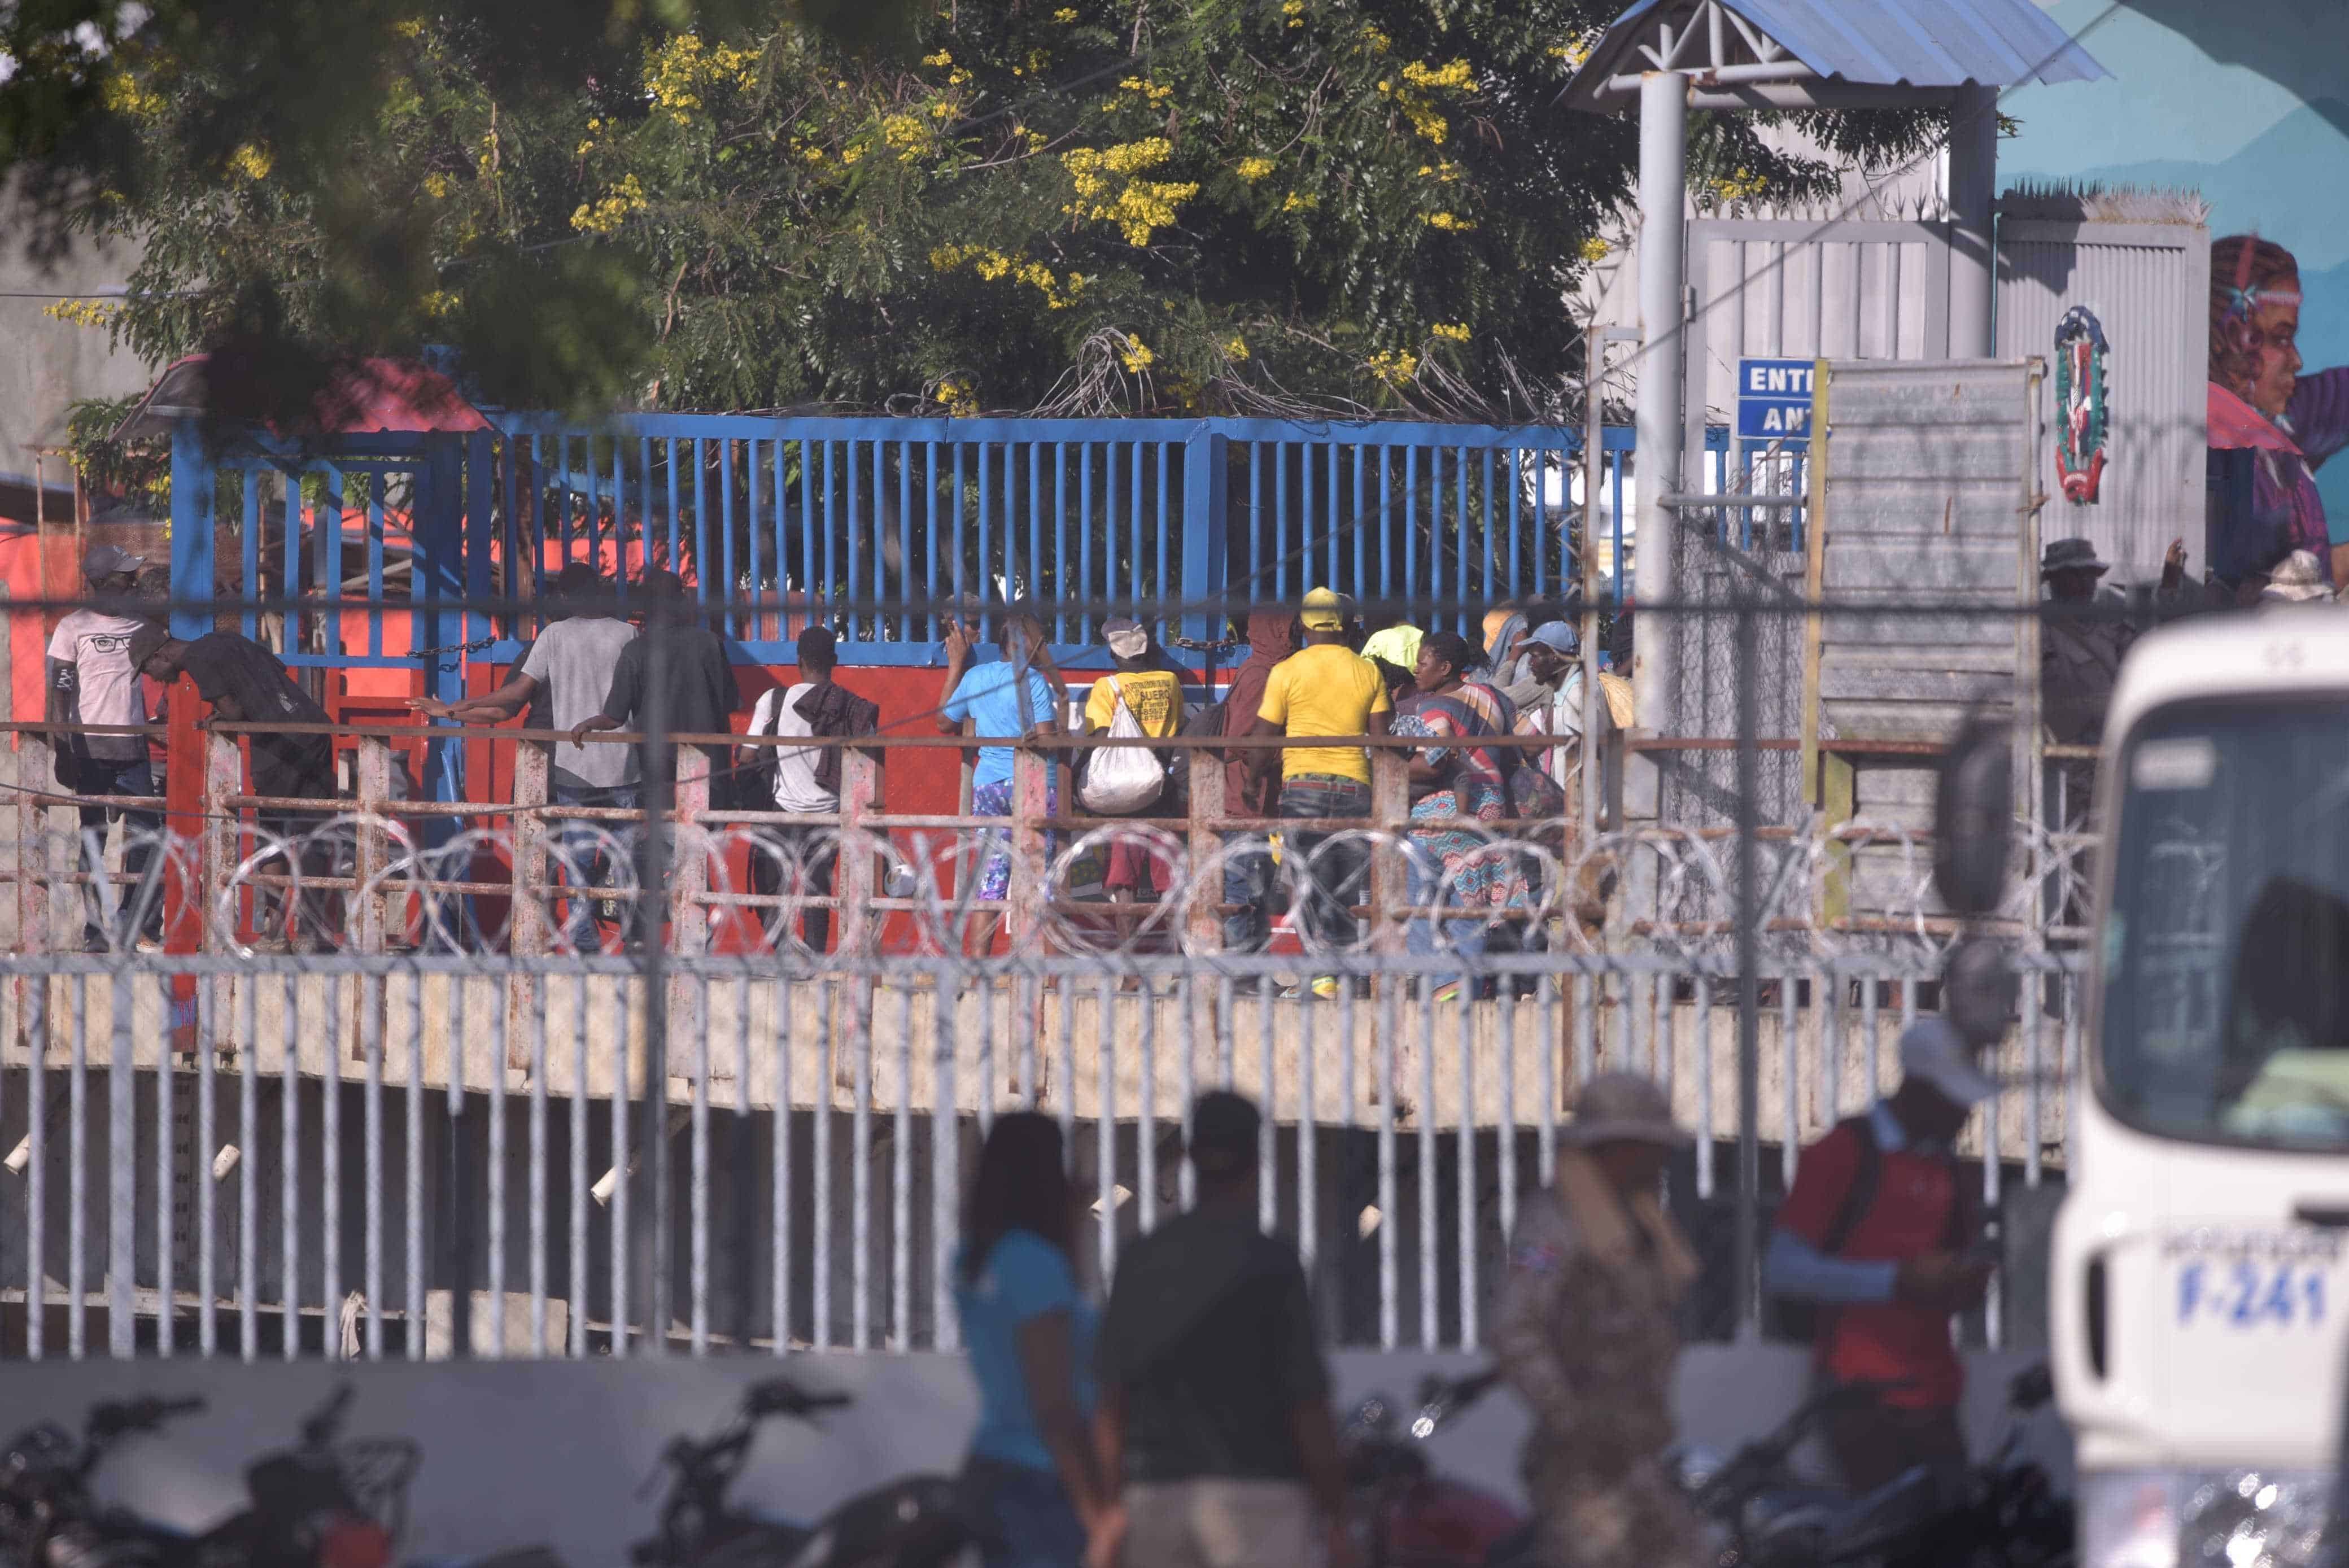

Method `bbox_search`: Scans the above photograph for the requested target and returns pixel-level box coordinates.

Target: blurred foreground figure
[1091,1091,1355,1568]
[1491,1072,1700,1568]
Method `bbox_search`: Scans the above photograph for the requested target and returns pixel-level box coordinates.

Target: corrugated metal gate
[1803,359,2045,928]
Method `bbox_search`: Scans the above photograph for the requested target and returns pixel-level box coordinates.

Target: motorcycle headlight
[2081,1470,2338,1568]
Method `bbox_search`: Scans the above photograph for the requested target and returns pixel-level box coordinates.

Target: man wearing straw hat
[1491,1073,1701,1568]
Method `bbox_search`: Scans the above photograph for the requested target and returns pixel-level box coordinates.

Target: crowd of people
[44,526,1639,960]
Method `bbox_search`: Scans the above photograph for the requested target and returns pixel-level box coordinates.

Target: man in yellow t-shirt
[1244,589,1391,982]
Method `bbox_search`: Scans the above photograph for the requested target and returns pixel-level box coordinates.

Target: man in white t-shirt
[741,626,877,952]
[411,561,636,947]
[46,543,163,950]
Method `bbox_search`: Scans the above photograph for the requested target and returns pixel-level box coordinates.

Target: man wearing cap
[46,544,164,949]
[1765,1017,2000,1492]
[2039,538,2130,752]
[1092,1090,1355,1568]
[1244,588,1392,994]
[1492,1072,1701,1568]
[1494,622,1587,807]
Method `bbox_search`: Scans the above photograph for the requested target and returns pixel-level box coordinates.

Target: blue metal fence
[168,414,1745,675]
[478,415,1651,664]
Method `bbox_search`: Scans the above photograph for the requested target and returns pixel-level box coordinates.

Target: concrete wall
[0,178,151,495]
[0,1347,2072,1567]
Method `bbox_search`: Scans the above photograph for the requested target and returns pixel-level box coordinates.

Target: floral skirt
[1410,779,1526,910]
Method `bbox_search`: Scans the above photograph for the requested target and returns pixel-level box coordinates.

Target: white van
[2049,611,2349,1568]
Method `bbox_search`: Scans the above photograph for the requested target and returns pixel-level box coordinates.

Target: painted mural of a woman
[2208,234,2349,588]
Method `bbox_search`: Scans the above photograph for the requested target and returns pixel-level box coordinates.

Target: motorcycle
[630,1376,976,1568]
[1,1392,208,1567]
[1673,1364,2073,1568]
[1,1385,560,1568]
[1343,1370,1529,1568]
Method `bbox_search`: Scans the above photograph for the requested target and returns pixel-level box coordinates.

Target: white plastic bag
[1078,679,1166,815]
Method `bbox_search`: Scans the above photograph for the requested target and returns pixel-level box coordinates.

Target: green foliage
[12,0,1938,423]
[64,395,171,513]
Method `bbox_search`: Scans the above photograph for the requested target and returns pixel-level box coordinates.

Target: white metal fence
[0,947,2089,1362]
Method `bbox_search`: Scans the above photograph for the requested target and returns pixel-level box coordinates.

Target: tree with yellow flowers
[25,0,1935,422]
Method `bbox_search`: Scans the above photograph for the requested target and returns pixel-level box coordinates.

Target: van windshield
[2101,699,2349,1151]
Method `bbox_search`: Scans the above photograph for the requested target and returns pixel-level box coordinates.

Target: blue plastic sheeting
[1588,0,2107,89]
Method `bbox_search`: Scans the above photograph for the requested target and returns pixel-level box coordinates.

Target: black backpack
[1766,1114,1967,1341]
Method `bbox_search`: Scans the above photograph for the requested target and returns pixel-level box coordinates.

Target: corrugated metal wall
[1686,219,1956,422]
[1997,217,2209,587]
[1681,219,1955,511]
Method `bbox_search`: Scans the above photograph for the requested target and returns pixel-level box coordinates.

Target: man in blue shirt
[937,611,1063,957]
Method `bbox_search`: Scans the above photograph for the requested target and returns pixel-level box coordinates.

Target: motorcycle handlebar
[1448,1371,1501,1405]
[747,1381,852,1420]
[1412,1369,1500,1413]
[300,1383,357,1449]
[1696,1378,1914,1510]
[89,1396,207,1439]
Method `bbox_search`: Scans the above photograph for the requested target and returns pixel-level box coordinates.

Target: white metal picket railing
[0,949,2088,1362]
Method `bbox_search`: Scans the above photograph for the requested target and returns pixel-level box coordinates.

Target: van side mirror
[1935,714,2014,919]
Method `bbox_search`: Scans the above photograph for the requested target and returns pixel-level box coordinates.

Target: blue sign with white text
[1737,357,1815,440]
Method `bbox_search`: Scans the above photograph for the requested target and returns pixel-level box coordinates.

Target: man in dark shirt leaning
[132,624,340,950]
[570,569,740,798]
[1091,1091,1356,1568]
[570,569,741,943]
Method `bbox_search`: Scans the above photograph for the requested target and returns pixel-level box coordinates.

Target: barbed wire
[24,811,2092,968]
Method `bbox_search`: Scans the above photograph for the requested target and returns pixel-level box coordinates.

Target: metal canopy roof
[1564,0,2107,111]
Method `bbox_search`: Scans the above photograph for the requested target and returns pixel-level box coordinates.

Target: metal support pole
[638,628,675,1357]
[1734,594,1762,1339]
[1632,70,1689,741]
[1627,71,1688,945]
[1948,83,1998,359]
[1369,748,1409,962]
[1584,325,1637,857]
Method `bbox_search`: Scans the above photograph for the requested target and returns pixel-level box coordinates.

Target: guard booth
[1558,1,2158,941]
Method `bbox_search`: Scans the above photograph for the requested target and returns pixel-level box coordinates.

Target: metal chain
[408,632,502,659]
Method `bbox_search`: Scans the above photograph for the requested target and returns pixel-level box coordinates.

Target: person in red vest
[1765,1019,2000,1492]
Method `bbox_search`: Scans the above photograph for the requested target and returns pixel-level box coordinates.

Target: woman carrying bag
[1079,617,1187,914]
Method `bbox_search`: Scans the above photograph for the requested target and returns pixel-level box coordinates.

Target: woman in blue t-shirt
[956,1112,1107,1568]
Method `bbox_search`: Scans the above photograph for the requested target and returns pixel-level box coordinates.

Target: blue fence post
[1181,429,1228,648]
[168,420,216,640]
[464,430,496,653]
[417,433,468,833]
